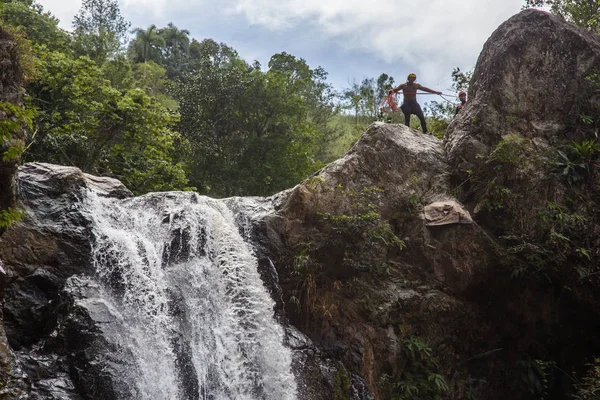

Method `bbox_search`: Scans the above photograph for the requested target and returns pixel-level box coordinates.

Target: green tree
[359,77,380,119]
[169,41,248,195]
[188,38,240,68]
[172,44,330,196]
[0,20,33,232]
[1,0,35,6]
[343,80,363,125]
[523,0,600,32]
[376,73,395,100]
[130,61,178,108]
[450,67,472,92]
[342,74,395,124]
[25,48,187,193]
[266,52,336,153]
[158,22,190,79]
[72,0,131,63]
[129,24,165,63]
[240,61,327,193]
[101,54,132,90]
[0,0,71,53]
[160,22,190,56]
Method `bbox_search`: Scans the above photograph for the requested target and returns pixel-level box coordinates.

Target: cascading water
[80,189,297,400]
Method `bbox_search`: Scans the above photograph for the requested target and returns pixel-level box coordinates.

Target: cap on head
[459,91,466,97]
[407,73,417,80]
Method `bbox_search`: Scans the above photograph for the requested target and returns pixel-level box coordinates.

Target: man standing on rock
[389,73,441,134]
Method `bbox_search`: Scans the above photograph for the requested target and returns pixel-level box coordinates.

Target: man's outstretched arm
[416,84,442,95]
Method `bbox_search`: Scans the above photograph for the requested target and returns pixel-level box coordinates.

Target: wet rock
[0,324,28,399]
[18,163,132,203]
[1,163,131,350]
[16,351,81,400]
[287,325,373,400]
[0,163,134,399]
[44,276,136,400]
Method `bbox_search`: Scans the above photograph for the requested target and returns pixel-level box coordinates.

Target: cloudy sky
[36,0,531,96]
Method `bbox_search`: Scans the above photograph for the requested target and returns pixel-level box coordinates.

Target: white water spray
[81,190,297,400]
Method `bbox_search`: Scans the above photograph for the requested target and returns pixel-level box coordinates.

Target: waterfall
[80,190,297,400]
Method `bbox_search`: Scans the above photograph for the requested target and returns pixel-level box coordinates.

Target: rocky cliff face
[261,123,494,399]
[1,8,599,400]
[0,163,132,399]
[0,25,32,399]
[440,10,600,398]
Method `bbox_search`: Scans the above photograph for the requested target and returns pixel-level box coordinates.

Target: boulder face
[445,9,600,173]
[277,123,491,294]
[282,122,452,222]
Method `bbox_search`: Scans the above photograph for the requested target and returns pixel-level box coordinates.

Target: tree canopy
[170,44,333,196]
[72,0,131,63]
[523,0,600,32]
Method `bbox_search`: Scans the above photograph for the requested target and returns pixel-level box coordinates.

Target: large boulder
[283,122,451,222]
[441,9,600,400]
[278,122,492,293]
[445,9,600,174]
[1,163,131,348]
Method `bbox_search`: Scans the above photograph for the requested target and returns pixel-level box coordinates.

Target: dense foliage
[171,46,336,196]
[0,5,37,230]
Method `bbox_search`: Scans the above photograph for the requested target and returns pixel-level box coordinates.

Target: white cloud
[230,0,525,90]
[37,0,197,29]
[37,0,82,29]
[121,0,194,20]
[34,0,528,93]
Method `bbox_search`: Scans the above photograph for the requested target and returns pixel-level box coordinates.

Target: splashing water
[81,190,297,400]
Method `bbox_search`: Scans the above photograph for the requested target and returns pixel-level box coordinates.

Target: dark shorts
[400,101,423,116]
[400,100,428,132]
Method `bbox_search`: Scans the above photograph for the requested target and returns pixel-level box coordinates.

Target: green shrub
[0,207,23,229]
[393,336,449,400]
[515,357,555,399]
[334,363,352,400]
[572,358,600,400]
